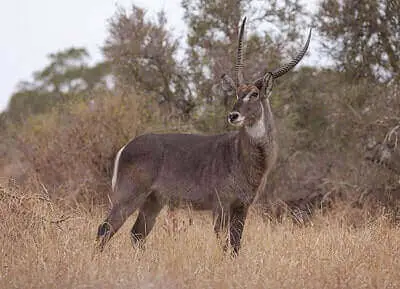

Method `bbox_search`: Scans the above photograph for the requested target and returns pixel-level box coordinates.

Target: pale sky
[0,0,322,112]
[0,0,184,112]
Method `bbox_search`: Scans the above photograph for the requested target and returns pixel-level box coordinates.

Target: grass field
[1,182,400,289]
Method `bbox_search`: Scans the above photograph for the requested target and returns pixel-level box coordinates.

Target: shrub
[7,92,146,203]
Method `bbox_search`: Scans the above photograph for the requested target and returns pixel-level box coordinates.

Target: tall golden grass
[1,78,399,288]
[1,181,399,289]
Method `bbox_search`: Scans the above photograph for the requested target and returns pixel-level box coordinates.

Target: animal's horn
[235,17,247,86]
[271,28,312,79]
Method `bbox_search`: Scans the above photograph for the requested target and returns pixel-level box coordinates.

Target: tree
[317,0,400,82]
[0,111,7,133]
[6,48,111,122]
[181,0,306,131]
[104,5,195,119]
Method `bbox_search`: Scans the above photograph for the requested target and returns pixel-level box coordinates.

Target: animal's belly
[153,179,212,202]
[151,172,244,210]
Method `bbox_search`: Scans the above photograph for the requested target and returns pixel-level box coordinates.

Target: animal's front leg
[229,202,249,256]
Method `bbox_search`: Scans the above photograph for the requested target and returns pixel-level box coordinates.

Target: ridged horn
[235,17,247,86]
[271,28,312,79]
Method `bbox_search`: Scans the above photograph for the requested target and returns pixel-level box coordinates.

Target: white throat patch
[246,103,266,139]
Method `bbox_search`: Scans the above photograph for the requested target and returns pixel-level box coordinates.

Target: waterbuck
[97,17,311,255]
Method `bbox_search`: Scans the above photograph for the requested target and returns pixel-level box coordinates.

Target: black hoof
[97,222,110,240]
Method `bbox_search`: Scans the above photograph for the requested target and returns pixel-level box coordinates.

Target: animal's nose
[228,112,240,123]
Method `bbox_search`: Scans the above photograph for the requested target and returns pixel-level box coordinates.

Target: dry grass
[1,182,400,289]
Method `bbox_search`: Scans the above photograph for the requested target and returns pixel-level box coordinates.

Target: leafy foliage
[181,0,306,131]
[6,48,111,122]
[1,0,399,215]
[317,0,400,82]
[104,5,195,120]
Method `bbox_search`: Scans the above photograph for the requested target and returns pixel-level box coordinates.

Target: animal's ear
[254,73,274,99]
[212,74,236,97]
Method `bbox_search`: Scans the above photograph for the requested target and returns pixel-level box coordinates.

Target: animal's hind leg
[130,191,164,246]
[97,194,147,252]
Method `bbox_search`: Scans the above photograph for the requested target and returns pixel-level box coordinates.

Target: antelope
[97,17,311,255]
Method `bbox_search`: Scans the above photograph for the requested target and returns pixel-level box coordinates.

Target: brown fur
[96,19,311,255]
[97,87,277,255]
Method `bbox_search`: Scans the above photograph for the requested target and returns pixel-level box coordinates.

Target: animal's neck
[244,99,276,146]
[237,99,277,196]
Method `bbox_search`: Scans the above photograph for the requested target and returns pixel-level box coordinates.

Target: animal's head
[219,17,311,128]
